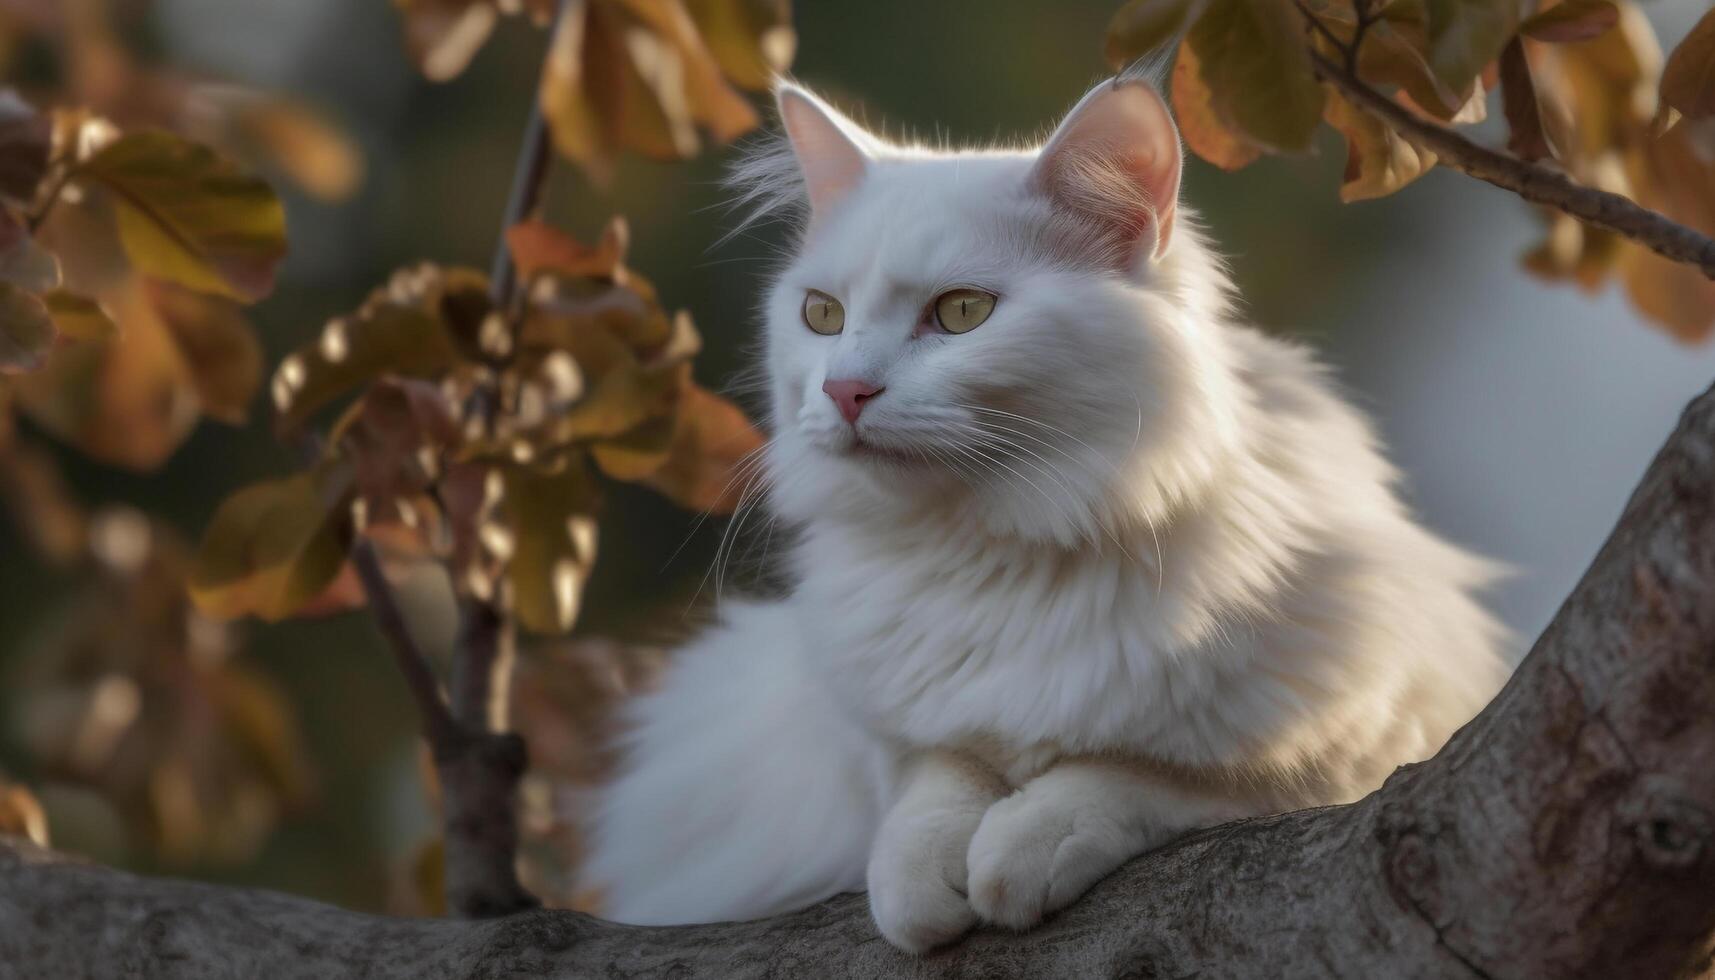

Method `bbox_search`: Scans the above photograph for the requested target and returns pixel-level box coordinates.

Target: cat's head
[742,77,1241,544]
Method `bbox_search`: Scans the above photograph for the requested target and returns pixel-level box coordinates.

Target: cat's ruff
[581,76,1508,952]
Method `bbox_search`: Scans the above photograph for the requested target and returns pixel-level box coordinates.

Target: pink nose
[822,378,883,424]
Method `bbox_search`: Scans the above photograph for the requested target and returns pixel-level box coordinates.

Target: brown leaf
[1323,90,1438,202]
[1501,37,1558,161]
[228,97,365,203]
[0,441,87,565]
[147,281,263,425]
[42,290,116,343]
[394,0,501,82]
[271,265,469,436]
[1519,0,1618,43]
[1186,0,1324,154]
[1170,40,1262,171]
[644,381,763,513]
[508,216,629,281]
[1661,8,1715,121]
[76,131,288,303]
[11,280,200,469]
[685,0,796,91]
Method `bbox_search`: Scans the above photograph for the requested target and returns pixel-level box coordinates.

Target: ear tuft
[1030,78,1183,266]
[775,83,873,227]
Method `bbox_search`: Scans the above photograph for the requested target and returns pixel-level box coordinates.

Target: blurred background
[3,0,1713,913]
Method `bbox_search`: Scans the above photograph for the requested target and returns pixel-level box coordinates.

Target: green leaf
[1661,8,1715,121]
[1424,0,1516,94]
[1519,0,1617,43]
[77,131,287,303]
[501,462,599,634]
[189,463,353,622]
[1104,0,1207,68]
[1187,0,1325,153]
[0,281,54,374]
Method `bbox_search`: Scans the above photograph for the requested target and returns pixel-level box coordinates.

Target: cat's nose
[822,378,884,424]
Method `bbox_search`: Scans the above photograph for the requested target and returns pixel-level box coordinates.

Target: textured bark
[5,384,1715,978]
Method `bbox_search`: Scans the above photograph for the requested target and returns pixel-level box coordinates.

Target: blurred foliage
[0,0,1711,918]
[1107,0,1715,341]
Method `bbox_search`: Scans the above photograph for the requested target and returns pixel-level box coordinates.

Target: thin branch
[349,537,459,753]
[1309,50,1715,281]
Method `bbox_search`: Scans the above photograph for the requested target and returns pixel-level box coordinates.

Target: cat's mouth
[841,437,928,467]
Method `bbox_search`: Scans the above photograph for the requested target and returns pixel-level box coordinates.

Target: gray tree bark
[5,383,1715,979]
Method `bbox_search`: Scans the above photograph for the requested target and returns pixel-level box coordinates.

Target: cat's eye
[802,290,845,335]
[933,288,997,334]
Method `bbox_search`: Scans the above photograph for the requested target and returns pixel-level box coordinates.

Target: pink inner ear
[778,87,871,222]
[1031,81,1183,265]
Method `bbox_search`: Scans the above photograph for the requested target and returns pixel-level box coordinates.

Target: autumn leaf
[501,461,600,634]
[147,282,263,425]
[1186,0,1324,154]
[0,282,55,373]
[76,131,288,303]
[271,267,469,435]
[394,0,557,82]
[644,380,763,513]
[1170,40,1262,171]
[42,290,116,343]
[1500,38,1557,162]
[539,0,785,179]
[1661,8,1715,121]
[0,780,48,846]
[1519,0,1617,44]
[1103,0,1207,68]
[189,463,354,622]
[1323,91,1437,202]
[225,96,366,203]
[508,215,629,281]
[1424,0,1516,94]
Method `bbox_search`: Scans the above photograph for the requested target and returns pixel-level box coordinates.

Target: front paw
[867,811,980,954]
[965,789,1132,930]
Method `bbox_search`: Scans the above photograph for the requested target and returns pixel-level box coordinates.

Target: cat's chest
[791,528,1224,751]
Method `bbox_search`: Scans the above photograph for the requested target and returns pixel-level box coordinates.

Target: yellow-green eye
[803,290,845,335]
[934,288,996,334]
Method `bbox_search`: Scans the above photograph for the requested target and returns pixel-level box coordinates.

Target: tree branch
[1310,50,1715,281]
[8,374,1715,976]
[349,538,457,752]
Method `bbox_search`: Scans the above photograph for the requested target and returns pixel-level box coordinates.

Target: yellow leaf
[1323,91,1437,202]
[78,131,288,303]
[502,461,599,634]
[42,290,116,343]
[0,781,48,846]
[189,463,354,622]
[686,0,796,90]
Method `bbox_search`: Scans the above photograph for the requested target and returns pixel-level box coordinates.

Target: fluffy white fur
[582,77,1509,952]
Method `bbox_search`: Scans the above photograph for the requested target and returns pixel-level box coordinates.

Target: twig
[1309,50,1715,281]
[349,538,459,752]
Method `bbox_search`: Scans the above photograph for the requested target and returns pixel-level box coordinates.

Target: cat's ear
[775,83,873,226]
[1030,77,1182,265]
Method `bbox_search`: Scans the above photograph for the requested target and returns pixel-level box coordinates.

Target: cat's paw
[965,788,1132,930]
[866,810,980,954]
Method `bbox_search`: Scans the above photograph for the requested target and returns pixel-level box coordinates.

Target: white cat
[580,75,1509,953]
